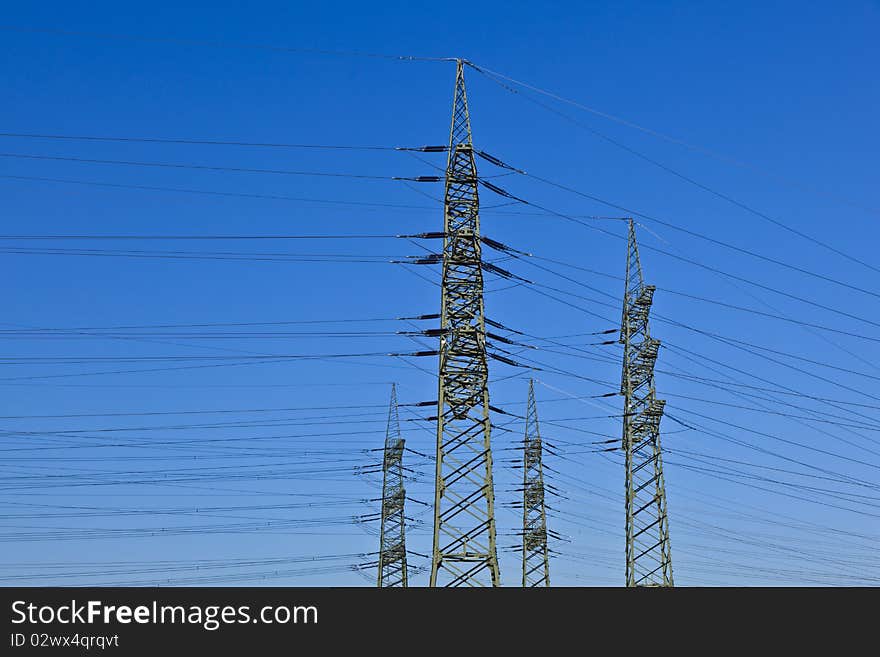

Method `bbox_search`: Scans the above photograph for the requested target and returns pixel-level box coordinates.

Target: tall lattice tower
[620,220,674,587]
[430,59,501,587]
[377,383,408,587]
[521,379,551,587]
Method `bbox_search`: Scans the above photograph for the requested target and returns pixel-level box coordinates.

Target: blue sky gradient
[0,1,878,585]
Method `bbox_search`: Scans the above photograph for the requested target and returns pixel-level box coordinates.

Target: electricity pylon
[430,59,501,587]
[377,383,408,587]
[522,379,551,587]
[620,219,674,587]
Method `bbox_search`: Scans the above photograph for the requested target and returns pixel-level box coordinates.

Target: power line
[0,132,421,150]
[0,247,406,264]
[516,167,880,301]
[509,247,880,346]
[474,172,880,334]
[0,349,437,382]
[0,152,438,182]
[0,174,438,209]
[0,316,404,331]
[466,60,880,219]
[529,251,880,339]
[0,25,455,62]
[0,234,398,240]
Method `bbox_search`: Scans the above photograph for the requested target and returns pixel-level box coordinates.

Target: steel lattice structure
[620,219,674,587]
[378,383,408,587]
[522,379,551,587]
[429,59,501,587]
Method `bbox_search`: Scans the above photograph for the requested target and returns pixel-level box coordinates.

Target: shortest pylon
[378,384,408,587]
[522,379,551,587]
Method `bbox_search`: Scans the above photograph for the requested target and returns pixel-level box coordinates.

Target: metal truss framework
[430,59,501,587]
[620,220,674,587]
[521,380,551,587]
[378,383,408,587]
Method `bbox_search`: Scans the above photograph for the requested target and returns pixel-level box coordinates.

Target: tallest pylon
[430,60,501,587]
[620,219,674,586]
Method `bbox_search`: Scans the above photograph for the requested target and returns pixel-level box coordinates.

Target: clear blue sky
[0,1,878,586]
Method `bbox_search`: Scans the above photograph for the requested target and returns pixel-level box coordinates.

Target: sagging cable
[392,175,442,182]
[481,261,533,283]
[392,254,441,265]
[479,179,523,200]
[396,145,447,153]
[396,313,440,321]
[399,231,445,239]
[485,317,525,335]
[481,235,532,257]
[489,352,532,368]
[398,328,447,338]
[475,150,527,175]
